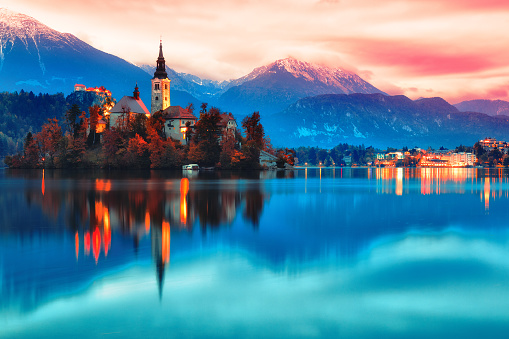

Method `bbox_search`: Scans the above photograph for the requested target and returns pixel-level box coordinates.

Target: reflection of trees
[188,188,242,229]
[244,187,264,227]
[15,175,266,235]
[2,170,268,300]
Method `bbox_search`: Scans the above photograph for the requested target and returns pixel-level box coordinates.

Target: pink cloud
[337,38,502,77]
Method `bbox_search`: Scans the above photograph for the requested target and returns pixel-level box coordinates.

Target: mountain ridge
[264,93,509,149]
[216,57,386,116]
[454,99,509,116]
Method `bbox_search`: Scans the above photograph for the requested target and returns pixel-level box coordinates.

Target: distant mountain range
[454,99,509,116]
[141,57,385,116]
[265,94,509,149]
[2,8,509,150]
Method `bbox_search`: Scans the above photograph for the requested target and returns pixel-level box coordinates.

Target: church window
[165,97,167,101]
[155,96,159,101]
[155,84,160,90]
[165,84,168,90]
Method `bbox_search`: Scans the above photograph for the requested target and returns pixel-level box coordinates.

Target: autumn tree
[147,111,166,139]
[276,148,296,168]
[219,128,237,169]
[189,106,221,167]
[23,132,41,168]
[147,125,163,167]
[102,128,123,167]
[36,118,63,166]
[125,133,150,168]
[241,111,265,168]
[242,112,264,148]
[87,105,101,147]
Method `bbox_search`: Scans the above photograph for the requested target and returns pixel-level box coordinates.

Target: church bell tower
[151,41,171,114]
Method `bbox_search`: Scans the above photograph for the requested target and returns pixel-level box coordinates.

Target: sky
[1,0,509,103]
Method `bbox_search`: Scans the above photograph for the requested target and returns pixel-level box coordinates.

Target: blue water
[1,168,509,338]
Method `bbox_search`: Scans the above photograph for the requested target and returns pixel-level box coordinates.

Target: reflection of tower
[151,220,171,299]
[180,178,189,225]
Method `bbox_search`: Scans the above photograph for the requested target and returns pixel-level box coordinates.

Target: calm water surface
[1,167,509,338]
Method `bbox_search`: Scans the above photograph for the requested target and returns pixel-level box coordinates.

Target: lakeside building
[374,148,476,167]
[479,138,509,153]
[420,151,476,167]
[259,150,278,169]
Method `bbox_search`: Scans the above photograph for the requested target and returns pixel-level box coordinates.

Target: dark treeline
[0,91,68,161]
[295,144,378,166]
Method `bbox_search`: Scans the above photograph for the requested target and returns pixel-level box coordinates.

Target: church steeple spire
[151,41,171,114]
[154,41,168,79]
[158,40,164,58]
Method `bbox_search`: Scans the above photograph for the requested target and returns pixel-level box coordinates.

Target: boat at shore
[182,164,199,170]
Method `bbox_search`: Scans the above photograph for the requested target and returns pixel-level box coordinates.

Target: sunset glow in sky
[2,0,509,103]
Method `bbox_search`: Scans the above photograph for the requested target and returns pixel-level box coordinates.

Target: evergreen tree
[66,104,82,137]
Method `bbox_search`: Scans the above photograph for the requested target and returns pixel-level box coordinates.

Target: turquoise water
[1,168,509,338]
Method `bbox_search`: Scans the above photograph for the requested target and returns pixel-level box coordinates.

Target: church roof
[162,106,197,120]
[109,95,150,115]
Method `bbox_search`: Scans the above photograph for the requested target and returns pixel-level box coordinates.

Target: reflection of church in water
[26,168,266,298]
[64,174,263,297]
[71,178,192,297]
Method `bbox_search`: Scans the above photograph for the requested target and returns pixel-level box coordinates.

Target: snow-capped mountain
[229,57,382,94]
[216,57,386,117]
[0,8,152,102]
[139,64,229,102]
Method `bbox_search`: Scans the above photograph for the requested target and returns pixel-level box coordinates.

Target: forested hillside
[0,91,68,162]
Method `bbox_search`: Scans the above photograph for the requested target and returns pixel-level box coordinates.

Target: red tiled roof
[162,106,197,120]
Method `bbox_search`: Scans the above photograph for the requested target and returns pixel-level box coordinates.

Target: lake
[1,167,509,338]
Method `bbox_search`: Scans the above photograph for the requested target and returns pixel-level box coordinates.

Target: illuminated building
[74,84,112,97]
[420,152,476,167]
[479,138,509,154]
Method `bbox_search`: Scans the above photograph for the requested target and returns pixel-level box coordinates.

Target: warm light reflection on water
[3,168,509,338]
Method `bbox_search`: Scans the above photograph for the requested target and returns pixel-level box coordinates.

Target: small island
[3,43,295,171]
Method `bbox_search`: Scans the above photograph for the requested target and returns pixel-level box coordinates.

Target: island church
[108,42,197,144]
